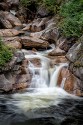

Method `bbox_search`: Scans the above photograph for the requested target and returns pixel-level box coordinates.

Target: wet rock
[29,58,41,67]
[0,11,22,28]
[48,47,66,56]
[58,67,83,96]
[0,29,24,37]
[58,67,75,93]
[3,37,22,49]
[0,74,13,92]
[21,36,50,50]
[48,56,67,67]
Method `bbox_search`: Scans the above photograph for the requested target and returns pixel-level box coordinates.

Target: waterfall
[11,52,69,112]
[50,63,68,87]
[25,53,68,89]
[60,77,66,88]
[27,55,50,88]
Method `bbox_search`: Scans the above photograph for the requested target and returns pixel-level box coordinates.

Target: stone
[37,5,50,17]
[14,50,25,63]
[0,29,24,37]
[59,37,76,52]
[0,11,22,28]
[30,30,44,39]
[48,47,66,56]
[29,58,41,67]
[66,40,83,81]
[0,74,13,92]
[48,56,67,67]
[41,27,59,43]
[6,0,19,8]
[66,43,81,62]
[3,37,22,49]
[57,67,83,96]
[22,18,49,32]
[0,2,9,11]
[0,57,17,73]
[21,36,50,50]
[0,16,13,29]
[30,17,59,43]
[16,6,27,23]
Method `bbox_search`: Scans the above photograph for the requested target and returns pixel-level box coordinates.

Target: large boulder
[0,74,13,92]
[66,41,83,81]
[0,2,8,11]
[0,11,22,28]
[48,47,66,56]
[37,5,50,17]
[3,37,22,49]
[22,18,49,32]
[16,5,28,23]
[59,37,76,52]
[57,67,83,96]
[21,36,50,50]
[6,0,19,9]
[0,29,24,37]
[0,51,32,92]
[0,17,13,29]
[66,36,83,95]
[30,17,60,44]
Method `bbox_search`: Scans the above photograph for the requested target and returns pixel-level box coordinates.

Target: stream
[0,49,83,125]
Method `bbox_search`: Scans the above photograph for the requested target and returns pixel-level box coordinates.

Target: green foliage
[0,37,13,66]
[42,0,57,14]
[20,0,32,6]
[20,0,57,14]
[60,0,83,37]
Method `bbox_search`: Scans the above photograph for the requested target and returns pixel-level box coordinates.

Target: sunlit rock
[0,29,24,37]
[3,37,22,49]
[21,36,50,50]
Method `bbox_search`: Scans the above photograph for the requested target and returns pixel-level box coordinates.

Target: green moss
[0,37,13,66]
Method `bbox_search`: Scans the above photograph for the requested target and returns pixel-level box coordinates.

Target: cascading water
[50,63,68,87]
[9,52,71,112]
[0,50,82,125]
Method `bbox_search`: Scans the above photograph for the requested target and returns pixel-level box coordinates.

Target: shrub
[0,37,13,66]
[42,0,57,14]
[20,0,58,14]
[60,0,83,37]
[20,0,32,6]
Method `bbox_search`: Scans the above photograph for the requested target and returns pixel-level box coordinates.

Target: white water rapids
[10,50,73,113]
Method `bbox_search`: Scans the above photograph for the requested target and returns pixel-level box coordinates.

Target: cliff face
[66,37,83,91]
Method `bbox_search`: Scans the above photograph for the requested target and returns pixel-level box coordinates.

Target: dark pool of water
[0,95,83,125]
